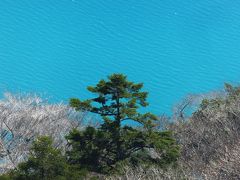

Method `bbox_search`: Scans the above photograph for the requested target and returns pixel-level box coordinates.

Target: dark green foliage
[0,136,86,180]
[68,74,180,174]
[66,127,110,172]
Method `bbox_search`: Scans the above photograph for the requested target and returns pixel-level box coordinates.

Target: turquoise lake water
[1,0,240,114]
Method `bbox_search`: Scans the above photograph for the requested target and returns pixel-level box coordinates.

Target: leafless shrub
[171,90,240,179]
[172,91,225,122]
[106,165,189,180]
[105,89,239,180]
[155,114,171,131]
[0,93,88,172]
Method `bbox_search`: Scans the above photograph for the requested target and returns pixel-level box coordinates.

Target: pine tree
[4,137,68,180]
[68,74,179,173]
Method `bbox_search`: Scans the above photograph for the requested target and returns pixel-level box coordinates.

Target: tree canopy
[1,137,68,180]
[68,74,179,173]
[70,73,157,128]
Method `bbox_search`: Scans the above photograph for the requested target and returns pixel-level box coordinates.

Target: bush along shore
[0,74,239,180]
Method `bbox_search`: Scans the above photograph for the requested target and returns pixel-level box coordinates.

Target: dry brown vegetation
[0,93,87,173]
[108,85,240,179]
[172,90,240,179]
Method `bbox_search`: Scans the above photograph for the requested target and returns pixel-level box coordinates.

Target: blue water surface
[0,0,240,114]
